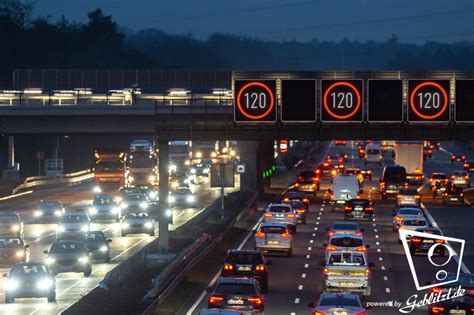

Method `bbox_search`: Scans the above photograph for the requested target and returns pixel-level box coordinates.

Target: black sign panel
[234,80,276,123]
[368,79,403,122]
[455,80,474,122]
[408,80,450,122]
[321,80,363,122]
[281,79,316,122]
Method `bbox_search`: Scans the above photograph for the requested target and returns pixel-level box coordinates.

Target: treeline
[1,0,474,87]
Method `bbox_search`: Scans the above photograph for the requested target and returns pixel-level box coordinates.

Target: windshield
[328,252,366,265]
[0,238,22,247]
[260,226,287,234]
[0,215,18,223]
[93,196,114,205]
[83,232,106,242]
[320,297,360,307]
[330,237,363,247]
[124,194,147,201]
[96,161,123,172]
[332,223,358,231]
[383,168,407,183]
[399,209,422,216]
[127,154,155,168]
[50,242,86,253]
[61,215,88,223]
[403,219,427,226]
[11,264,48,276]
[432,174,446,179]
[39,201,61,209]
[226,253,263,265]
[268,206,291,213]
[125,212,148,219]
[289,201,304,209]
[215,283,257,295]
[175,189,191,194]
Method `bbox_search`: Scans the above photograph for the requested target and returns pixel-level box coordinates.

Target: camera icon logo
[399,229,465,291]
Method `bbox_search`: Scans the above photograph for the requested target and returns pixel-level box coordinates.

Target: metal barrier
[12,169,93,194]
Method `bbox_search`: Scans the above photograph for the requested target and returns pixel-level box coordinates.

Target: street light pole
[220,163,225,221]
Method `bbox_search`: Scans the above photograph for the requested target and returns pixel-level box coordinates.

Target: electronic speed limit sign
[234,80,276,123]
[408,80,450,122]
[321,80,363,122]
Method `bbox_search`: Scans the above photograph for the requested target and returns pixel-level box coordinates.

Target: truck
[124,152,158,187]
[330,174,361,211]
[93,150,125,192]
[169,141,191,172]
[395,141,424,185]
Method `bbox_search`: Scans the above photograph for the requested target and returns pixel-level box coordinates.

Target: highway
[185,140,474,315]
[0,175,238,315]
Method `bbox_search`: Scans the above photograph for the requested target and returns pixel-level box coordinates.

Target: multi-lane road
[186,141,474,315]
[0,175,238,315]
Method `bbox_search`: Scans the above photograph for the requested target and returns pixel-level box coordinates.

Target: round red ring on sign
[323,81,361,120]
[409,81,449,120]
[236,82,275,120]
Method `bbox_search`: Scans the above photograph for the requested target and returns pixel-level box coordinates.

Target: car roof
[320,293,360,300]
[329,233,363,240]
[215,277,257,285]
[332,221,359,228]
[259,222,288,228]
[268,203,291,208]
[401,215,427,222]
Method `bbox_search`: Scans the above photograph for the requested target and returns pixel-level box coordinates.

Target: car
[0,213,24,238]
[344,199,374,221]
[380,166,408,200]
[360,169,372,181]
[120,193,150,212]
[262,204,297,233]
[330,174,361,210]
[398,216,430,243]
[451,154,466,163]
[308,293,368,315]
[282,191,309,207]
[325,155,334,164]
[333,163,345,174]
[429,294,474,315]
[327,221,364,237]
[134,184,158,201]
[423,146,433,160]
[121,212,155,236]
[254,222,293,257]
[396,188,421,207]
[199,309,243,315]
[324,234,369,260]
[357,146,366,159]
[321,251,374,296]
[206,277,264,314]
[294,170,319,195]
[464,160,474,173]
[44,240,92,276]
[337,152,348,163]
[393,207,424,231]
[0,237,30,264]
[317,162,336,179]
[190,162,211,177]
[425,141,441,150]
[409,227,445,256]
[169,187,196,206]
[282,200,307,224]
[129,139,152,152]
[427,273,474,295]
[3,262,56,303]
[56,212,91,239]
[344,167,364,186]
[335,140,347,146]
[364,144,382,166]
[450,170,471,188]
[88,194,121,221]
[80,231,112,262]
[220,250,271,293]
[34,200,65,222]
[429,173,449,188]
[442,186,465,205]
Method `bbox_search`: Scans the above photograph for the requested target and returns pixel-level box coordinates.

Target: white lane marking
[440,146,454,156]
[377,249,381,253]
[291,313,296,315]
[309,240,314,244]
[314,227,318,231]
[316,222,320,225]
[301,273,306,278]
[306,255,311,259]
[375,235,379,238]
[312,233,316,237]
[386,288,391,293]
[379,257,383,261]
[381,266,386,270]
[298,285,303,290]
[294,298,300,304]
[373,223,376,227]
[374,229,378,233]
[317,217,320,220]
[307,247,312,251]
[304,263,309,268]
[376,242,380,246]
[384,276,388,281]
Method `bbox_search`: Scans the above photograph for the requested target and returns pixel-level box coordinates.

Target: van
[380,165,408,200]
[330,174,361,210]
[365,144,382,166]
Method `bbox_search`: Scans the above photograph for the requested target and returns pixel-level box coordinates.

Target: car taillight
[296,209,305,214]
[297,176,303,181]
[264,213,273,218]
[303,198,309,203]
[223,263,234,271]
[209,296,223,303]
[248,297,263,305]
[312,177,320,182]
[395,216,403,222]
[255,231,265,237]
[331,170,337,175]
[356,246,367,252]
[311,183,316,188]
[344,206,352,211]
[283,198,289,202]
[281,231,291,238]
[452,155,456,159]
[397,194,401,198]
[464,163,469,168]
[415,195,421,199]
[364,269,370,274]
[315,169,321,174]
[359,149,364,153]
[451,175,455,179]
[327,231,336,236]
[294,183,300,187]
[323,267,329,274]
[444,179,449,183]
[313,312,325,315]
[365,207,374,211]
[431,306,445,313]
[436,239,444,244]
[460,193,464,197]
[356,312,365,315]
[462,155,466,159]
[255,264,266,272]
[411,237,421,243]
[326,245,337,251]
[355,231,363,236]
[443,193,448,197]
[431,287,441,293]
[399,226,406,229]
[380,182,385,188]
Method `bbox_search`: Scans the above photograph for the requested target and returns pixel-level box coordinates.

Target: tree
[0,0,34,26]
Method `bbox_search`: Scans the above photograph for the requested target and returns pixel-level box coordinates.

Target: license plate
[276,214,284,218]
[355,206,363,210]
[451,198,458,201]
[266,241,279,245]
[423,239,434,244]
[337,200,345,204]
[334,312,348,315]
[339,282,355,287]
[237,265,252,271]
[449,310,466,314]
[228,299,244,305]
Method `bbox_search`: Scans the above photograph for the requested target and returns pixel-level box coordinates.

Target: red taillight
[380,181,385,188]
[264,213,273,218]
[287,213,295,218]
[223,263,234,271]
[395,216,403,222]
[411,237,421,243]
[431,306,445,313]
[294,183,300,187]
[443,193,448,197]
[356,312,366,315]
[464,163,469,168]
[297,176,303,181]
[326,245,337,251]
[356,246,367,252]
[327,231,336,236]
[355,231,363,236]
[460,193,464,197]
[344,206,351,211]
[462,155,466,159]
[323,267,329,274]
[248,297,263,305]
[302,198,309,203]
[209,296,224,303]
[314,312,325,315]
[283,197,289,202]
[255,231,265,237]
[365,207,374,211]
[435,239,445,244]
[312,177,320,182]
[452,155,456,159]
[431,287,441,293]
[255,264,266,272]
[281,231,291,238]
[323,163,329,166]
[296,209,305,214]
[315,169,320,174]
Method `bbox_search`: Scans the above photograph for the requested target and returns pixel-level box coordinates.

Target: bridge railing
[13,169,94,194]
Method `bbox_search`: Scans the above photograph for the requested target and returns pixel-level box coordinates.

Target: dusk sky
[34,0,474,42]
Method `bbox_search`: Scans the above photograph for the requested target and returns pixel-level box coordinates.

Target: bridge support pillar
[239,141,258,193]
[3,136,20,180]
[158,139,169,251]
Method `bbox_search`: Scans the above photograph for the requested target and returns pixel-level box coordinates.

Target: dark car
[282,191,309,207]
[464,161,474,173]
[409,227,445,256]
[3,262,56,303]
[316,162,335,179]
[344,199,374,221]
[442,186,465,205]
[360,169,373,181]
[207,277,265,314]
[0,237,30,264]
[337,152,348,163]
[80,231,112,262]
[380,166,408,200]
[429,294,474,315]
[451,154,466,163]
[282,200,307,224]
[34,200,65,222]
[44,240,92,277]
[294,170,319,195]
[221,250,271,292]
[427,273,474,302]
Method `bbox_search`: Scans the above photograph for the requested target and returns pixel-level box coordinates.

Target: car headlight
[45,257,56,265]
[34,210,43,217]
[203,168,210,174]
[122,222,130,229]
[169,164,177,173]
[171,182,179,189]
[93,186,102,193]
[165,209,173,217]
[148,191,157,199]
[211,152,217,158]
[186,195,195,203]
[5,279,19,291]
[11,225,20,232]
[99,245,108,252]
[54,210,63,217]
[80,225,89,232]
[196,152,202,158]
[128,176,135,183]
[190,168,196,174]
[89,207,98,215]
[168,196,176,203]
[111,207,119,214]
[36,278,53,290]
[15,250,25,257]
[144,222,153,229]
[140,202,149,209]
[148,175,156,182]
[57,226,65,232]
[121,203,128,209]
[78,256,89,264]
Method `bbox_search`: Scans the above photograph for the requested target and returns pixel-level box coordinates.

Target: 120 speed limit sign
[234,80,276,123]
[321,80,363,122]
[408,80,450,122]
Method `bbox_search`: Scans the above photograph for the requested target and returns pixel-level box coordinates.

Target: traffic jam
[198,140,474,315]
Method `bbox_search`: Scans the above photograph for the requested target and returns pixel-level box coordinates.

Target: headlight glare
[45,257,55,265]
[144,222,153,228]
[168,196,176,203]
[140,202,149,209]
[99,245,108,252]
[5,279,19,291]
[57,226,65,232]
[186,195,195,203]
[36,278,53,290]
[80,225,89,232]
[122,222,130,229]
[89,207,97,215]
[34,210,43,217]
[54,210,63,216]
[78,256,89,264]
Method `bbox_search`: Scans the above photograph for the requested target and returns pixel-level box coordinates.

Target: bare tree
[0,0,34,26]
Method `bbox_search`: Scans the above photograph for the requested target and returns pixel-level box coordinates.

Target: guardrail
[12,169,94,194]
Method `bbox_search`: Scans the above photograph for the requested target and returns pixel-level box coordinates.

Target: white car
[121,212,155,236]
[169,187,195,206]
[324,234,369,261]
[129,139,152,152]
[254,222,293,256]
[450,171,470,188]
[120,193,149,212]
[398,215,430,243]
[330,174,361,210]
[393,207,424,231]
[262,203,297,233]
[364,144,382,166]
[56,213,90,239]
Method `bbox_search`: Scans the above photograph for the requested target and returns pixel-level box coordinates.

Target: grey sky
[33,0,474,42]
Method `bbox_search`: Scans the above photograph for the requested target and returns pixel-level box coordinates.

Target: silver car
[120,193,149,212]
[88,194,121,222]
[262,203,297,233]
[44,240,92,277]
[121,212,155,236]
[398,215,429,243]
[254,222,293,256]
[0,213,23,238]
[56,212,91,239]
[169,187,196,206]
[450,171,471,188]
[34,200,65,222]
[309,293,368,315]
[393,207,424,231]
[324,234,369,261]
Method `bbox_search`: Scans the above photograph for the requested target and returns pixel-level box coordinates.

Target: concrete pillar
[158,139,169,251]
[3,136,20,181]
[239,141,258,192]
